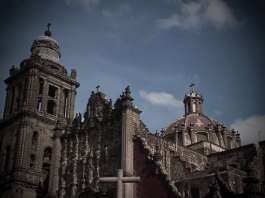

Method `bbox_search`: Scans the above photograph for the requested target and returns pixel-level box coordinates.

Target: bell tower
[0,24,79,198]
[183,84,204,115]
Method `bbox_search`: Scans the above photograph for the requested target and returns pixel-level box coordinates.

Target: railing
[136,130,208,171]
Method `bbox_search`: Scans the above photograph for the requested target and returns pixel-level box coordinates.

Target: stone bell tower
[0,24,79,198]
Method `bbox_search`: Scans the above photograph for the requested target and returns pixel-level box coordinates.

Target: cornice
[0,110,58,129]
[5,58,79,88]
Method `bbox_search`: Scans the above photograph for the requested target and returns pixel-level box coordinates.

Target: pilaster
[120,86,141,198]
[48,120,64,197]
[24,69,38,112]
[14,119,30,169]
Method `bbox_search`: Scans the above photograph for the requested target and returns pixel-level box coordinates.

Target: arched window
[227,137,232,149]
[48,85,57,98]
[29,154,36,168]
[197,132,208,142]
[63,89,69,118]
[39,78,44,94]
[184,133,191,145]
[47,100,56,115]
[23,78,28,101]
[37,97,42,112]
[192,102,196,113]
[42,147,52,194]
[43,147,52,164]
[102,145,108,162]
[32,131,38,149]
[211,133,219,145]
[16,84,22,111]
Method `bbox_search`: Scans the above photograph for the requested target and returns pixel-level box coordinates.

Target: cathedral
[0,26,264,198]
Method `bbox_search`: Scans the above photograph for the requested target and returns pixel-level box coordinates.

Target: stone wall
[133,139,179,198]
[208,144,257,170]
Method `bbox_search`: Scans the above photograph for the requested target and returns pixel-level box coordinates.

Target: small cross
[189,83,195,88]
[189,83,195,92]
[47,23,51,31]
[99,169,140,198]
[96,85,100,92]
[45,23,52,36]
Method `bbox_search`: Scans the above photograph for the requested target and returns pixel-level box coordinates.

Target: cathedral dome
[30,24,61,63]
[165,114,214,135]
[163,85,241,151]
[165,113,228,150]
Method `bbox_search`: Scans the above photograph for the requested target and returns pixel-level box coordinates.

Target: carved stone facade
[0,27,264,198]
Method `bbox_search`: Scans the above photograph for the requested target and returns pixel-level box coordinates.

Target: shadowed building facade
[0,27,264,198]
[0,26,79,198]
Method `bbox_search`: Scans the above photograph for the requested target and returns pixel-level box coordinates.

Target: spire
[124,86,133,100]
[116,86,141,113]
[44,23,52,37]
[120,86,134,108]
[121,86,133,102]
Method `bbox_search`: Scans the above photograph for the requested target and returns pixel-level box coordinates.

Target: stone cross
[99,169,140,198]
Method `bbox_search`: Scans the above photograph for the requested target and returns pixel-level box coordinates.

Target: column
[121,107,141,198]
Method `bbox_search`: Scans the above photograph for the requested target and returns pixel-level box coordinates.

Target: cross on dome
[45,23,52,37]
[96,85,100,92]
[195,118,204,127]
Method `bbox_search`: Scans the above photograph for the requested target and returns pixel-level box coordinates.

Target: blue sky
[0,0,264,144]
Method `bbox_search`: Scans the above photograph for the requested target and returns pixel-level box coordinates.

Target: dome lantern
[30,23,61,63]
[183,84,204,115]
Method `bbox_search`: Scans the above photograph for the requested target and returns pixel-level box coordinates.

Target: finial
[121,86,133,101]
[125,85,131,97]
[120,85,135,108]
[44,23,52,37]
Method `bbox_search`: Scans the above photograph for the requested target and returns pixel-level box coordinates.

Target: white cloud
[157,0,238,30]
[139,90,182,108]
[64,0,100,8]
[231,115,265,145]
